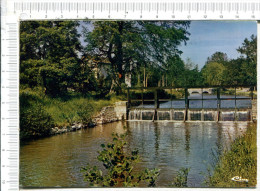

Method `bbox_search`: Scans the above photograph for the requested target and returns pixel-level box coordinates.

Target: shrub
[81,129,160,187]
[20,102,54,140]
[76,103,94,124]
[172,167,190,187]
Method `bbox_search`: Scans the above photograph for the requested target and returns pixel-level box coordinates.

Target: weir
[127,86,255,122]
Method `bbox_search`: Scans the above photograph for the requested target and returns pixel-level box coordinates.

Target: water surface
[20,121,249,188]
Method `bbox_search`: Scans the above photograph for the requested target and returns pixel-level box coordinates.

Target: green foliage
[81,130,160,187]
[83,21,190,92]
[202,62,226,86]
[205,124,256,187]
[165,56,186,86]
[202,36,256,87]
[181,61,203,87]
[76,104,94,124]
[172,168,190,187]
[20,101,54,140]
[236,35,257,86]
[206,52,228,64]
[20,88,122,129]
[20,21,89,97]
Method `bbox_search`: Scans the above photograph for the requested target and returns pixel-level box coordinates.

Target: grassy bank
[206,123,257,187]
[20,88,125,139]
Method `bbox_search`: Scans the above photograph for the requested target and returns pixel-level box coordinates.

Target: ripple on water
[20,121,250,187]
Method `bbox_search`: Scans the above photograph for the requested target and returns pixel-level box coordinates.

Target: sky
[179,21,257,69]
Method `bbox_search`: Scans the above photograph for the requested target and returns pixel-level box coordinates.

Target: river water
[20,120,250,188]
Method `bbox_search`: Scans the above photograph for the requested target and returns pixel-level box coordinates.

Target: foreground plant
[171,167,190,187]
[204,124,256,187]
[81,129,160,187]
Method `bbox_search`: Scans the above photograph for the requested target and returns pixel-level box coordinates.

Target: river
[20,120,250,188]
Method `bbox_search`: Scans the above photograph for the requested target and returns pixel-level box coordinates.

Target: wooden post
[201,88,204,109]
[217,88,220,121]
[127,88,130,120]
[142,88,144,106]
[154,89,159,121]
[170,88,173,120]
[235,87,237,109]
[154,89,159,109]
[250,86,254,121]
[170,88,173,109]
[185,88,188,121]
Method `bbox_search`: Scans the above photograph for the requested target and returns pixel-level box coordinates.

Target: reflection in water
[154,123,160,158]
[20,121,249,188]
[185,125,190,153]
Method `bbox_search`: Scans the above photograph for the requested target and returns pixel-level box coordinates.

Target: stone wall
[114,101,127,120]
[50,101,127,135]
[94,101,127,124]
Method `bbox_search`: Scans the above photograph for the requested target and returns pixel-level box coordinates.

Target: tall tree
[181,60,203,87]
[201,62,226,86]
[206,52,228,65]
[237,35,257,86]
[20,21,84,96]
[202,51,228,86]
[165,55,186,86]
[83,21,190,93]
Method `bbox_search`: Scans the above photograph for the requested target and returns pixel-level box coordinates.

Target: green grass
[206,123,257,187]
[20,88,125,127]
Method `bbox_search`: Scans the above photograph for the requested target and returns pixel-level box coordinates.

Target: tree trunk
[146,75,148,87]
[162,75,164,87]
[109,78,115,93]
[137,74,140,87]
[143,67,146,87]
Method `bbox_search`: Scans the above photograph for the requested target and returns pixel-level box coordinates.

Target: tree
[83,21,190,93]
[164,56,186,86]
[222,58,243,86]
[237,35,257,86]
[176,58,203,87]
[20,21,84,96]
[201,62,226,86]
[206,52,228,65]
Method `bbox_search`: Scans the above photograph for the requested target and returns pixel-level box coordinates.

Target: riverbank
[20,88,126,140]
[206,122,256,187]
[50,101,127,135]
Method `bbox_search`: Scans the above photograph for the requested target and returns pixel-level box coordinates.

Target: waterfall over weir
[129,109,155,120]
[128,109,252,122]
[127,87,254,122]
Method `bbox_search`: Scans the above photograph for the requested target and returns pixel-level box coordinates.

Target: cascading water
[142,110,155,120]
[203,111,218,121]
[129,109,142,120]
[128,109,251,121]
[236,111,251,121]
[221,111,235,121]
[189,110,202,121]
[157,110,171,120]
[172,110,185,121]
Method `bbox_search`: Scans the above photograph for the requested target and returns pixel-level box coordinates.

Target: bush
[81,129,160,187]
[172,168,190,187]
[20,103,54,140]
[76,103,94,124]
